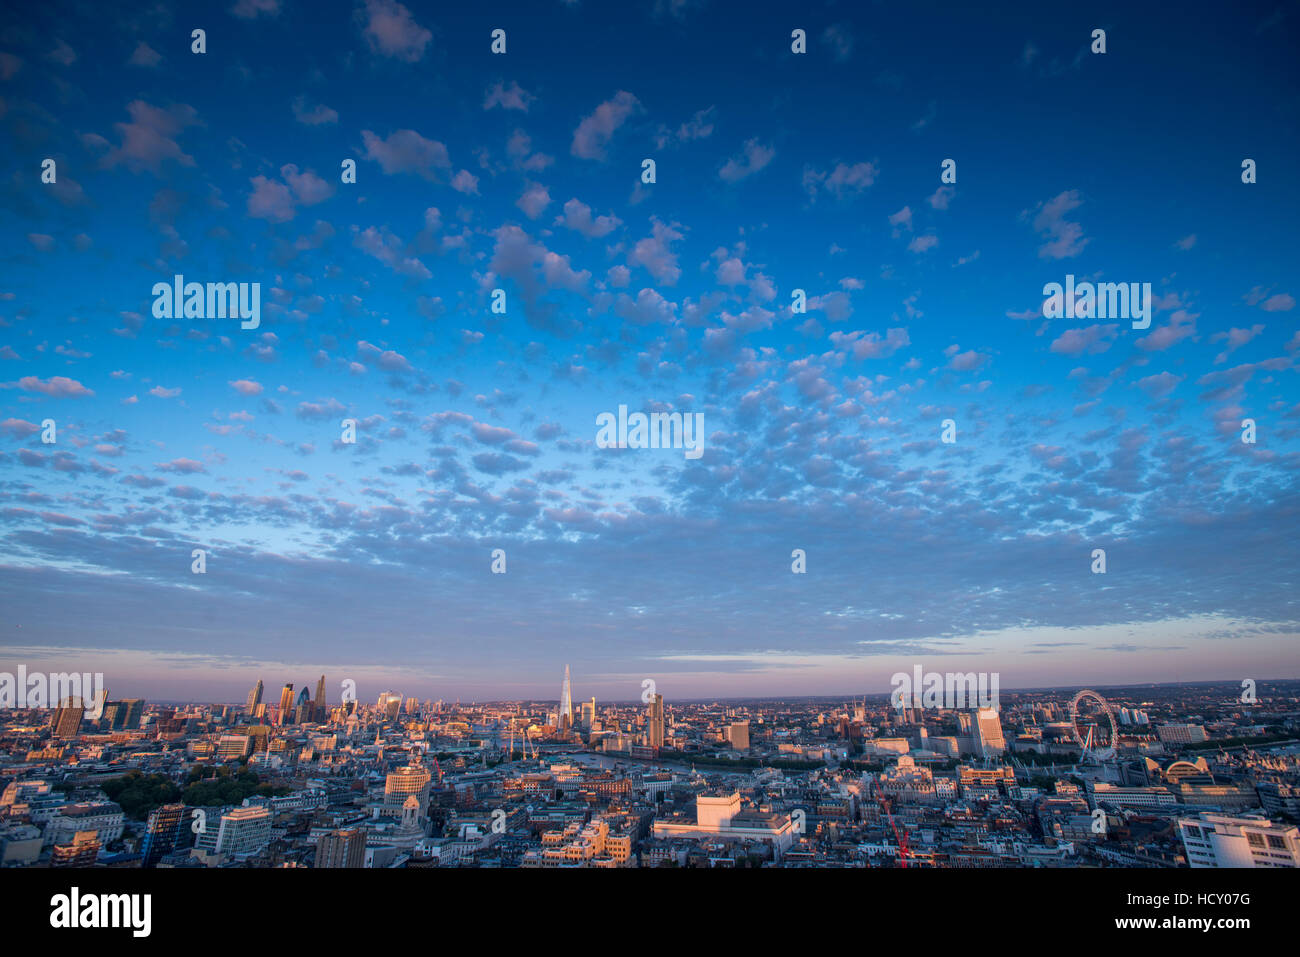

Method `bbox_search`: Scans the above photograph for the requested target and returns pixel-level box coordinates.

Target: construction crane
[523,723,537,764]
[876,791,911,868]
[507,719,536,763]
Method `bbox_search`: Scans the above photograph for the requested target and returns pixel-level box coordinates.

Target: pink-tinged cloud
[361,129,451,179]
[472,423,516,445]
[155,458,206,474]
[1026,189,1088,259]
[1137,310,1197,351]
[247,175,294,222]
[292,95,338,125]
[1211,324,1264,363]
[571,91,641,160]
[361,0,431,62]
[0,418,40,437]
[1136,371,1183,399]
[1050,323,1119,356]
[947,349,988,371]
[100,100,199,175]
[280,164,334,205]
[629,218,684,285]
[378,350,413,373]
[719,138,774,183]
[556,198,621,238]
[829,328,910,360]
[484,80,533,112]
[296,398,348,420]
[541,250,590,292]
[615,288,677,325]
[450,169,480,195]
[8,375,94,397]
[232,0,282,17]
[352,225,432,280]
[356,341,413,373]
[516,182,551,219]
[129,42,163,67]
[929,185,955,210]
[803,161,877,200]
[229,379,263,396]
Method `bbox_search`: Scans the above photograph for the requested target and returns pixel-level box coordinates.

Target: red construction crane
[877,793,911,868]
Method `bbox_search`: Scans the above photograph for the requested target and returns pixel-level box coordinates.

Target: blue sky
[0,0,1297,704]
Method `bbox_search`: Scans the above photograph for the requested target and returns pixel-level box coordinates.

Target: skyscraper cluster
[255,676,328,726]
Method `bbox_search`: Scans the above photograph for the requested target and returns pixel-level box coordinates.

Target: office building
[43,802,125,847]
[277,684,295,725]
[652,791,796,861]
[1258,781,1300,818]
[559,665,573,732]
[1157,723,1209,746]
[1178,813,1299,868]
[141,803,186,868]
[647,694,664,749]
[377,691,402,721]
[316,828,366,868]
[384,759,433,810]
[974,708,1006,757]
[0,823,43,867]
[117,698,145,730]
[217,734,252,761]
[313,675,326,722]
[50,831,101,867]
[1088,781,1177,810]
[100,701,123,729]
[246,680,264,714]
[51,698,85,738]
[215,805,272,858]
[245,724,271,754]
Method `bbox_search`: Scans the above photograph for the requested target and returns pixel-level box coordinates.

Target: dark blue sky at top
[0,0,1296,703]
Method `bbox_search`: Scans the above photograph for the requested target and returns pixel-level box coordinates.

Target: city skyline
[4,672,1296,873]
[4,658,1296,708]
